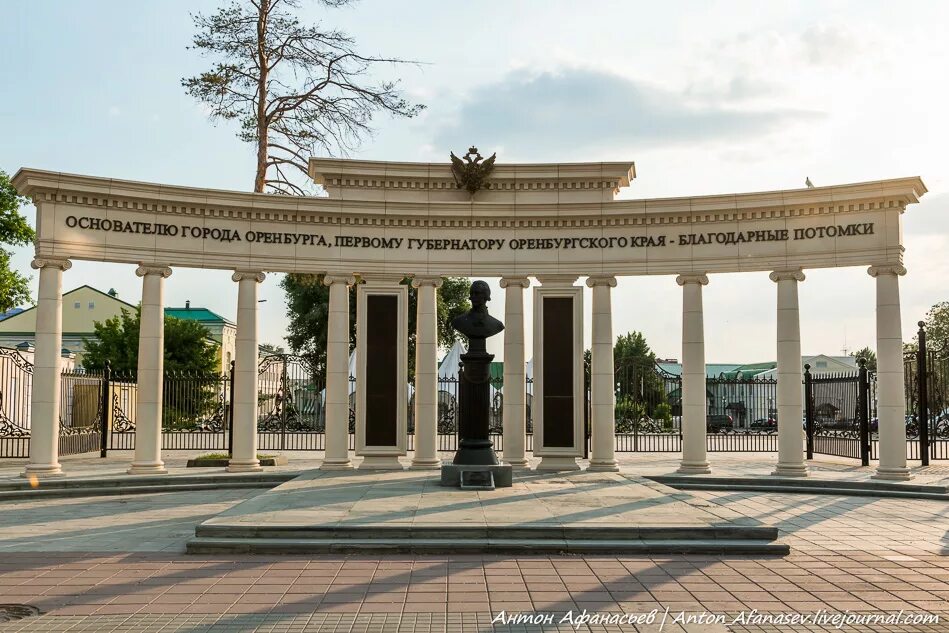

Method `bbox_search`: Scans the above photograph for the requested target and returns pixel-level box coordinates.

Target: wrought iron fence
[904,322,949,462]
[805,361,876,465]
[0,348,33,458]
[8,345,945,464]
[612,362,782,452]
[59,369,104,456]
[614,361,681,433]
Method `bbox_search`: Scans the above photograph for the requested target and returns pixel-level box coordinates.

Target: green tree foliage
[849,346,877,372]
[0,170,35,312]
[279,274,470,380]
[81,308,219,375]
[612,331,666,428]
[920,302,949,352]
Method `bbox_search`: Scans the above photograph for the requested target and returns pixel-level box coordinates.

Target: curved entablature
[12,167,927,278]
[309,158,637,203]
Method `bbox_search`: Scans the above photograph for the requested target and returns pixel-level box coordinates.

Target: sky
[3,0,949,363]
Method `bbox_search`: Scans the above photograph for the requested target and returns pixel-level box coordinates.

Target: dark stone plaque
[543,296,574,448]
[365,294,398,446]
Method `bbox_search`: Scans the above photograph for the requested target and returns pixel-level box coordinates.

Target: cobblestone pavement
[0,455,947,631]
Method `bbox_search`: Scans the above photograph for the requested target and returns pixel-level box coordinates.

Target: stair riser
[194,526,779,541]
[187,539,789,556]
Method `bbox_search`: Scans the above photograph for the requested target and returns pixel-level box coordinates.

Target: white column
[870,265,912,480]
[227,270,265,473]
[587,275,618,472]
[411,276,442,469]
[22,257,71,479]
[500,276,530,468]
[128,265,172,475]
[771,270,807,477]
[677,274,711,474]
[321,274,355,470]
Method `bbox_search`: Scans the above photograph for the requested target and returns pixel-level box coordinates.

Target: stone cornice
[12,169,927,231]
[309,158,636,192]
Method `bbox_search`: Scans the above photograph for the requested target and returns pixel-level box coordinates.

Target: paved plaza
[0,452,947,631]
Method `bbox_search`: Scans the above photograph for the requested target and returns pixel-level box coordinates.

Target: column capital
[499,276,530,289]
[232,270,266,283]
[868,264,907,278]
[323,273,356,286]
[31,257,71,272]
[411,275,443,289]
[585,275,617,288]
[136,265,172,278]
[536,274,578,287]
[769,269,805,283]
[676,273,708,286]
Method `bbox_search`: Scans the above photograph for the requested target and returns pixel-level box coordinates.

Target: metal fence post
[99,361,111,458]
[804,363,813,460]
[858,358,870,467]
[583,365,590,460]
[228,360,236,458]
[918,322,930,467]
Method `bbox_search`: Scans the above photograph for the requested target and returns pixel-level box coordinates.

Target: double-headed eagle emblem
[450,146,496,194]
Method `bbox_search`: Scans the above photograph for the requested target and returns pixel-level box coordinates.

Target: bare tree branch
[183,0,425,194]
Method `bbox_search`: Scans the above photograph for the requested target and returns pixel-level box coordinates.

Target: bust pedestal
[440,281,512,489]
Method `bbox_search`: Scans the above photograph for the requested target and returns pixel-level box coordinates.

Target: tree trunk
[253,0,270,194]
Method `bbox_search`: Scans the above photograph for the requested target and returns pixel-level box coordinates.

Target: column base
[676,461,711,474]
[504,457,530,469]
[127,462,168,475]
[535,456,580,471]
[771,463,808,477]
[359,455,405,470]
[226,459,263,473]
[410,458,442,470]
[21,463,65,479]
[872,466,914,481]
[587,459,620,472]
[320,458,354,471]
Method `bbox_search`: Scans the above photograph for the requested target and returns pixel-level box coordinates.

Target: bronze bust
[450,280,504,343]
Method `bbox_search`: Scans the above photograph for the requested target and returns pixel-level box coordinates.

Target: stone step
[0,472,294,492]
[194,523,779,541]
[0,474,295,500]
[647,475,949,500]
[186,536,789,556]
[647,474,949,494]
[666,482,949,500]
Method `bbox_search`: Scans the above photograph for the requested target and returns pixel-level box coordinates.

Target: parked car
[750,417,777,431]
[706,414,733,432]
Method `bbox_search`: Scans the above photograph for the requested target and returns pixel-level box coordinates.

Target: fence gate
[0,348,34,458]
[257,354,325,451]
[905,323,949,462]
[59,369,104,456]
[805,361,873,465]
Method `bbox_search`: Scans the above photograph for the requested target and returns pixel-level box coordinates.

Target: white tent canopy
[437,340,466,380]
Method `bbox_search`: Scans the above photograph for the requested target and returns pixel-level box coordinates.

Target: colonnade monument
[11,150,926,483]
